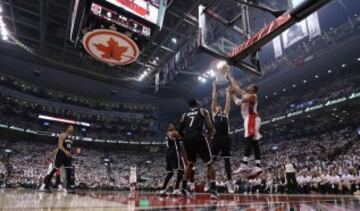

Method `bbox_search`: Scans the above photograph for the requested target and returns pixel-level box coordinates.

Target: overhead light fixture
[198,76,206,83]
[283,88,286,92]
[292,84,296,88]
[315,75,319,79]
[171,37,177,44]
[341,64,346,68]
[357,57,360,62]
[328,69,332,74]
[208,69,215,78]
[273,92,277,95]
[1,27,8,36]
[303,80,307,83]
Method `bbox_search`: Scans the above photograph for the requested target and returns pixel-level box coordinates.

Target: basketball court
[1,189,360,210]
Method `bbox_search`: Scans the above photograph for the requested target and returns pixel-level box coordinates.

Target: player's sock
[162,171,174,190]
[182,180,188,190]
[224,158,232,180]
[175,170,183,190]
[209,181,216,191]
[242,156,249,165]
[255,160,261,168]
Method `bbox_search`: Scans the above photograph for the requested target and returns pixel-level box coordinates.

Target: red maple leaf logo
[94,38,128,61]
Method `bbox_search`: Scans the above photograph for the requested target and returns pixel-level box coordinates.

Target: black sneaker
[210,189,219,199]
[65,188,75,194]
[181,187,191,197]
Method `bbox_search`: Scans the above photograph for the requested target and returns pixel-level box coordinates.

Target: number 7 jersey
[180,107,205,135]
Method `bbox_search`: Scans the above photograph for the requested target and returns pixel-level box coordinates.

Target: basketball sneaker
[172,189,182,196]
[128,192,135,199]
[39,184,51,193]
[226,181,234,194]
[189,182,195,192]
[210,189,219,199]
[181,187,192,197]
[203,182,210,192]
[159,189,167,196]
[246,167,263,179]
[64,188,75,194]
[233,164,251,176]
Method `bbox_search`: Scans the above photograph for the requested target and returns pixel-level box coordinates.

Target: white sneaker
[203,182,210,192]
[172,189,181,195]
[128,192,135,199]
[189,183,195,192]
[234,164,251,176]
[159,189,167,196]
[226,181,234,194]
[246,167,263,179]
[39,183,45,191]
[57,184,64,192]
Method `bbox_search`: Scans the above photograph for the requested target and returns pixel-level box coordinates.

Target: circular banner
[82,29,140,65]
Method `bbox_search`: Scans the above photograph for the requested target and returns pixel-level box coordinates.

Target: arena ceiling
[0,0,212,83]
[0,0,358,103]
[0,0,289,84]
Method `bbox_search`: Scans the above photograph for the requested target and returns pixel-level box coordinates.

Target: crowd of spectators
[0,73,161,142]
[0,113,359,195]
[0,74,156,113]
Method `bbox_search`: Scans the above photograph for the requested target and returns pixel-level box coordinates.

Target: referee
[285,158,297,194]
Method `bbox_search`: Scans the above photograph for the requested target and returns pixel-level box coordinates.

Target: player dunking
[179,98,218,198]
[159,124,184,196]
[210,80,234,193]
[224,65,263,179]
[42,125,76,193]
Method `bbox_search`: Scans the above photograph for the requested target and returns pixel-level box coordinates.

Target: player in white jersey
[223,64,262,179]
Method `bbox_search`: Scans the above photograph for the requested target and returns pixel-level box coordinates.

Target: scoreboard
[90,2,151,37]
[70,0,167,48]
[104,0,166,27]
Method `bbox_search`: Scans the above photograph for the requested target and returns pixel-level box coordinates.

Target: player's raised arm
[201,108,215,139]
[211,80,218,115]
[225,67,242,98]
[224,86,231,117]
[178,113,186,136]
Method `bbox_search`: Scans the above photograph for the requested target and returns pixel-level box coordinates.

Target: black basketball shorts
[182,133,212,165]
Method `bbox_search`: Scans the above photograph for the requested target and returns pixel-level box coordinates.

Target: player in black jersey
[41,125,75,193]
[159,124,184,196]
[179,98,218,198]
[211,81,234,193]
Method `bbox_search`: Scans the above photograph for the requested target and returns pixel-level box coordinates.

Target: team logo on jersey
[82,29,140,65]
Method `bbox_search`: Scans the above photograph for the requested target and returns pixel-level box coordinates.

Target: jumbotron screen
[104,0,167,27]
